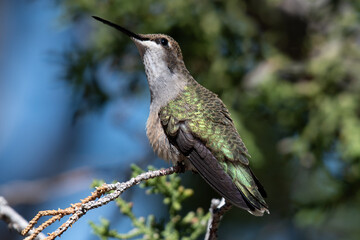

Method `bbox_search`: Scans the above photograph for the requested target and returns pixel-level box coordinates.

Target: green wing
[161,83,250,164]
[160,82,268,215]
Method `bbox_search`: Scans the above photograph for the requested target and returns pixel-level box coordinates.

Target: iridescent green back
[159,81,250,165]
[159,81,268,210]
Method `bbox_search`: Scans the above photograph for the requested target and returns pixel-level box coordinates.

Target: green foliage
[57,0,360,238]
[89,165,209,240]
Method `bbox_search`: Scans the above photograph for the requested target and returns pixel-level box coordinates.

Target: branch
[21,166,181,240]
[0,196,46,240]
[205,198,232,240]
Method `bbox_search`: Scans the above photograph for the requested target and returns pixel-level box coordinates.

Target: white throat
[138,40,188,112]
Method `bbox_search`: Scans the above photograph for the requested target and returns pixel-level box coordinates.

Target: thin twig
[21,166,181,240]
[205,198,232,240]
[0,196,46,240]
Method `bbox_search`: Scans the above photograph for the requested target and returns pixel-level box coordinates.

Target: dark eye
[160,38,168,46]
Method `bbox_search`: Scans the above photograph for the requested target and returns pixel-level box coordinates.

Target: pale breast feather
[146,111,184,164]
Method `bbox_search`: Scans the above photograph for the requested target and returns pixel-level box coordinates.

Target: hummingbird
[93,16,269,216]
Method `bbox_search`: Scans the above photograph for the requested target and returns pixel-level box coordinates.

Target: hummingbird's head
[93,16,192,108]
[92,16,186,75]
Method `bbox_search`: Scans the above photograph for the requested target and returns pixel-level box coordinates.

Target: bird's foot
[175,161,186,173]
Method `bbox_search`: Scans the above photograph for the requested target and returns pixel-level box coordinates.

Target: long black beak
[92,16,148,41]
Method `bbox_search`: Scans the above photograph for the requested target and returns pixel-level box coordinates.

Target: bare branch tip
[21,166,178,240]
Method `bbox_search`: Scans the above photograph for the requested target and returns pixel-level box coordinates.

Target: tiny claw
[175,161,186,173]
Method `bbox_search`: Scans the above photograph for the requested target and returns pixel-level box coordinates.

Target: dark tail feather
[188,144,252,211]
[174,126,269,216]
[189,140,267,215]
[249,168,267,198]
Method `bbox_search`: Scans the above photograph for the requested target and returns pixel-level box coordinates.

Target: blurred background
[1,0,360,239]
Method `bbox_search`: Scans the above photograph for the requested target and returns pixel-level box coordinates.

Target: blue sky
[0,1,161,239]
